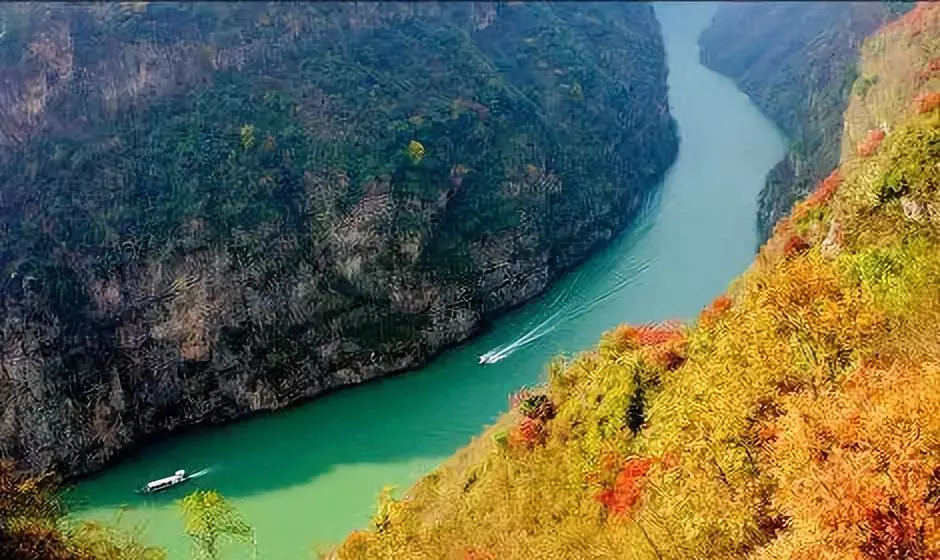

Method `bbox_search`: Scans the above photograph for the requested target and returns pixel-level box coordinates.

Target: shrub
[856,129,886,157]
[783,235,811,257]
[805,168,844,207]
[913,91,940,114]
[519,394,556,422]
[595,456,654,517]
[699,294,732,327]
[509,417,546,449]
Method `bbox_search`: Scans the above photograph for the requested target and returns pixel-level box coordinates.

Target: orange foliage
[595,457,655,517]
[914,91,940,114]
[856,128,886,157]
[791,168,844,222]
[775,216,791,233]
[0,461,79,560]
[660,451,680,471]
[610,322,688,370]
[806,168,843,208]
[764,364,940,559]
[885,3,940,37]
[699,294,732,328]
[508,416,545,450]
[648,345,687,371]
[612,322,682,347]
[463,548,496,560]
[915,57,940,83]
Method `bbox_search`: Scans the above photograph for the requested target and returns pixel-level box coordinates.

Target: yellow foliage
[331,87,940,560]
[407,140,426,164]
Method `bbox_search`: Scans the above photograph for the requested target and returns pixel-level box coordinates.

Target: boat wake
[477,256,652,365]
[186,467,212,480]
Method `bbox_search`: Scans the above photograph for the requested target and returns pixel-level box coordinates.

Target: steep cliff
[0,2,678,476]
[334,7,940,558]
[698,2,907,244]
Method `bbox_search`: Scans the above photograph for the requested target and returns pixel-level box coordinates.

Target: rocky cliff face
[698,2,907,244]
[0,2,678,476]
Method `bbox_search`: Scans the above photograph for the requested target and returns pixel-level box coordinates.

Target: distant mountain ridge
[698,2,909,244]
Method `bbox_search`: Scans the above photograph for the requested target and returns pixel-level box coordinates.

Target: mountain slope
[698,2,905,245]
[0,2,677,477]
[333,7,940,559]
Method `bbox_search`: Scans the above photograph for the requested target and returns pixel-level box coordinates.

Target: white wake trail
[477,255,653,365]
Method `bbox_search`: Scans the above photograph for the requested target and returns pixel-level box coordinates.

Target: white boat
[139,469,189,494]
[478,352,501,365]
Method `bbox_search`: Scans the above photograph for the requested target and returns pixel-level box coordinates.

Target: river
[70,3,787,558]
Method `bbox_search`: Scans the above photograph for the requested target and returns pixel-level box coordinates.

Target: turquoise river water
[71,3,788,558]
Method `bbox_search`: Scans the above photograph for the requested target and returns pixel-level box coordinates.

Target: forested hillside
[698,2,908,244]
[0,2,677,477]
[330,6,940,558]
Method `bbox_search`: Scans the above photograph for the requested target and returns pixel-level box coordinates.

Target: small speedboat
[478,352,501,365]
[138,469,189,494]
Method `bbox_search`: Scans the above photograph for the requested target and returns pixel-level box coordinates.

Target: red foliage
[613,323,681,347]
[919,57,940,84]
[885,3,940,37]
[612,322,687,370]
[699,295,733,327]
[783,235,811,257]
[650,347,686,371]
[595,457,655,516]
[856,129,886,158]
[509,416,545,449]
[757,423,780,445]
[860,500,927,560]
[914,91,940,114]
[805,169,844,208]
[464,548,496,560]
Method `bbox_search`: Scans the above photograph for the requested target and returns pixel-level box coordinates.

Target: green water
[70,4,787,558]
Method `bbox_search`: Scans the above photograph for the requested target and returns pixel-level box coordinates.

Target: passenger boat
[138,469,189,494]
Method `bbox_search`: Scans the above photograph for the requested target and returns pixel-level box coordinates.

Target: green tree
[179,490,255,560]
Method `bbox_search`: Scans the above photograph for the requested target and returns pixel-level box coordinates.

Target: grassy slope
[333,7,940,560]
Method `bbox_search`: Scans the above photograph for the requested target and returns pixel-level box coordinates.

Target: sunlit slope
[333,9,940,560]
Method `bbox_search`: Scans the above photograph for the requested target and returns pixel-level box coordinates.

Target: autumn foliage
[0,462,162,560]
[0,463,74,560]
[332,19,940,560]
[856,128,886,157]
[915,57,940,83]
[610,321,683,348]
[698,294,732,328]
[806,168,843,207]
[783,234,811,257]
[463,549,496,560]
[885,3,940,37]
[914,91,940,114]
[595,457,654,517]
